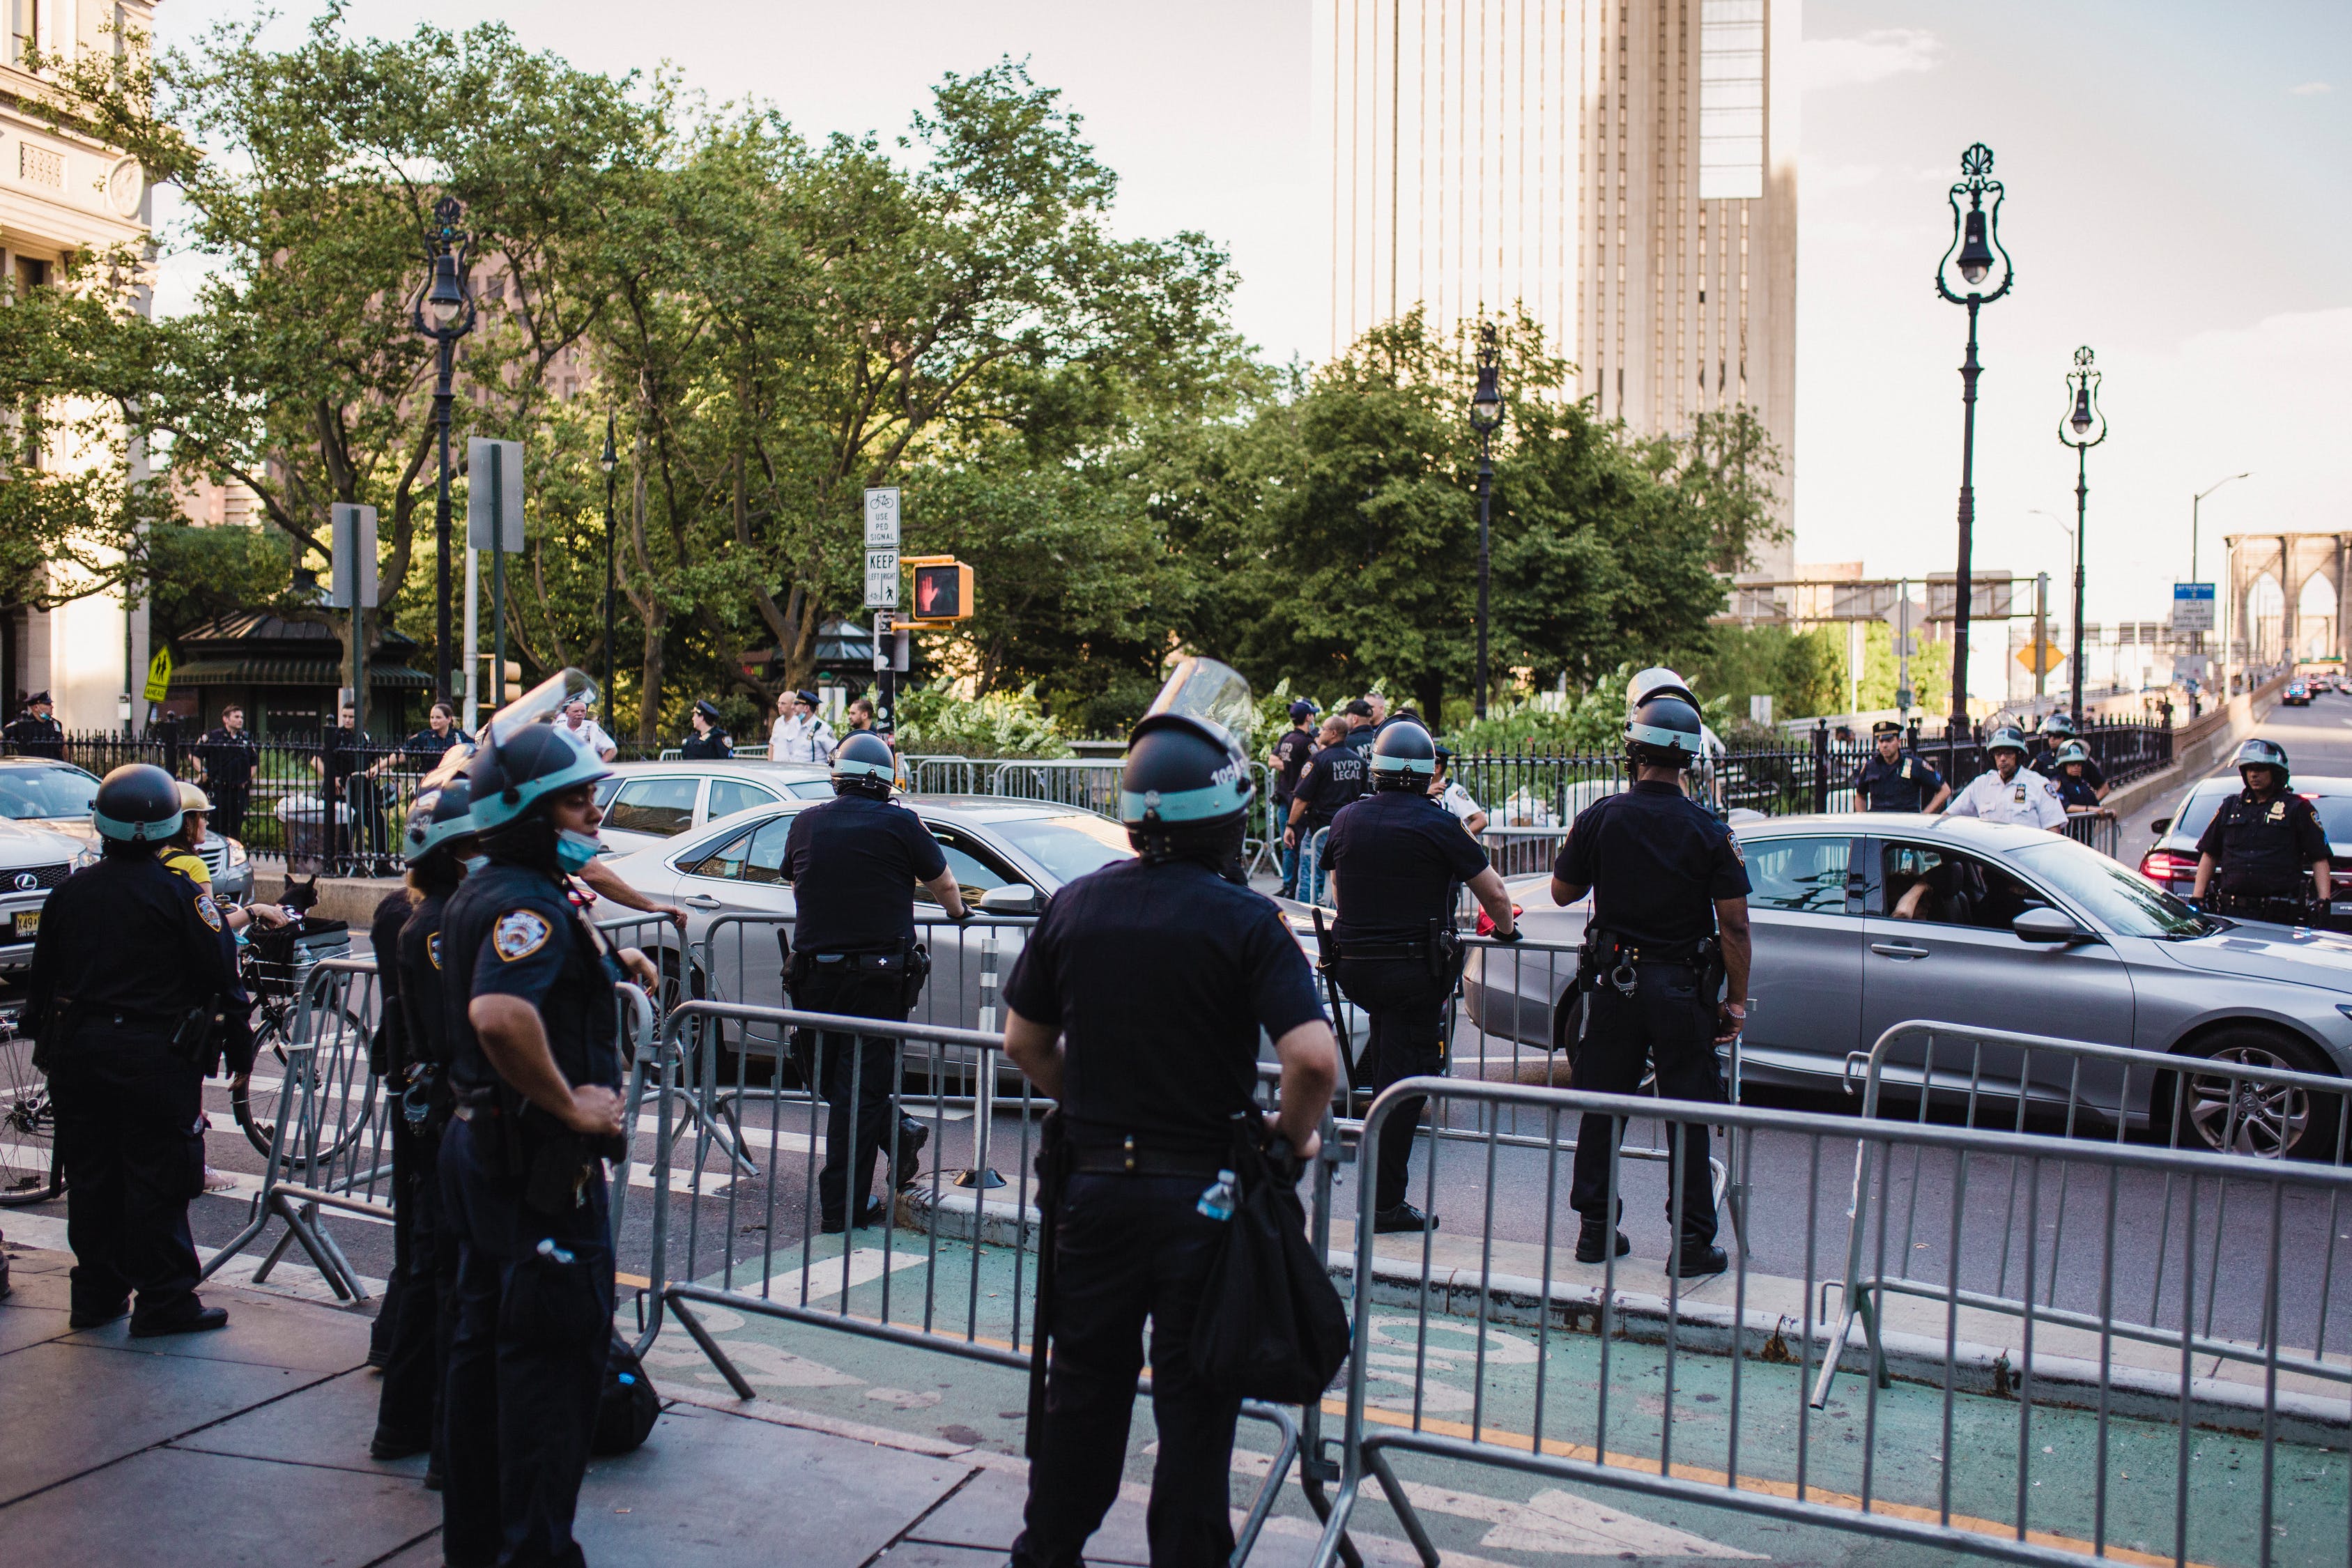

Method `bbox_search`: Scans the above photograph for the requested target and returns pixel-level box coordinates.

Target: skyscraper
[1314,0,1799,577]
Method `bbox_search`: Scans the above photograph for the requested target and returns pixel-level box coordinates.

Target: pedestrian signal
[903,558,974,624]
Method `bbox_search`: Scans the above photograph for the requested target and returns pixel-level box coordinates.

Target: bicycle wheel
[232,1002,377,1167]
[0,1023,62,1206]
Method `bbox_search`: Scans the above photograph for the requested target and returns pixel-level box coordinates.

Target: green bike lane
[633,1223,2349,1567]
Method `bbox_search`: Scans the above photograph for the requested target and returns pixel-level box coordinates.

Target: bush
[894,678,1075,758]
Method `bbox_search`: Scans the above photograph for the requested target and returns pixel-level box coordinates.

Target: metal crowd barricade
[623,997,1303,1563]
[1307,1075,2352,1568]
[1815,1019,2352,1415]
[2062,813,2122,858]
[1474,823,1569,880]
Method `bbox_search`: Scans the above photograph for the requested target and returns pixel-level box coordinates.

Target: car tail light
[2140,850,2190,884]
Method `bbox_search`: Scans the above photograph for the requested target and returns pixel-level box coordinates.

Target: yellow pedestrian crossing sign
[142,646,174,702]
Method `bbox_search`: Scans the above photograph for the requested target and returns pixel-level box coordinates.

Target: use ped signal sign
[863,487,900,608]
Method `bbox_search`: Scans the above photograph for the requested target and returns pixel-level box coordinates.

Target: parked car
[592,759,836,856]
[0,756,254,905]
[2139,774,2352,924]
[1464,811,2352,1153]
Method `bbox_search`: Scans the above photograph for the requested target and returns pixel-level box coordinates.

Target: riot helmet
[1627,666,1700,712]
[176,781,214,815]
[403,777,478,867]
[1626,695,1705,771]
[92,763,184,845]
[1121,657,1256,879]
[831,730,898,799]
[2234,737,2291,789]
[1984,725,2030,758]
[1369,721,1438,790]
[2054,740,2092,769]
[2038,712,2078,738]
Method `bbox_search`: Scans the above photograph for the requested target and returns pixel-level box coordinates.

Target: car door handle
[681,893,725,909]
[1870,942,1929,960]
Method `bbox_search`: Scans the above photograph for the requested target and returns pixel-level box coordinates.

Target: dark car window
[1882,843,2042,932]
[708,778,780,822]
[1744,836,1851,913]
[916,827,1014,905]
[679,822,755,880]
[0,764,101,820]
[2013,838,2207,938]
[2309,796,2352,845]
[606,777,699,837]
[2166,783,2236,846]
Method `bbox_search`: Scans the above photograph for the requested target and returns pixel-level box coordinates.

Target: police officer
[1001,659,1339,1568]
[1944,726,2068,831]
[1266,699,1317,898]
[1285,715,1369,905]
[1550,695,1749,1277]
[2192,738,2330,921]
[372,779,477,1486]
[2,689,65,758]
[194,703,259,843]
[2049,740,2112,820]
[2028,713,2105,792]
[679,698,732,759]
[439,721,653,1567]
[1625,667,1728,815]
[26,764,247,1335]
[1852,720,1951,813]
[783,730,968,1232]
[1323,721,1521,1233]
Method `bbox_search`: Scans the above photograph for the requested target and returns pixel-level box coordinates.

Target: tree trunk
[1416,673,1444,728]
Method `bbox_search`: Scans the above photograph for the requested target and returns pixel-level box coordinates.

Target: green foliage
[1851,621,1953,714]
[893,677,1074,758]
[144,523,303,643]
[1682,625,1847,723]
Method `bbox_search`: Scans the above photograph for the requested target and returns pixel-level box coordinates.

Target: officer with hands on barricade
[2029,712,2104,792]
[2192,737,2330,921]
[1943,725,2067,831]
[26,763,249,1335]
[1852,719,1950,813]
[1550,692,1749,1278]
[1321,719,1520,1233]
[783,728,968,1233]
[437,674,656,1568]
[1001,658,1339,1568]
[2050,739,2113,820]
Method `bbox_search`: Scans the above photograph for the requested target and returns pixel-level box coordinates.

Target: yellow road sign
[2016,641,2064,676]
[142,646,174,702]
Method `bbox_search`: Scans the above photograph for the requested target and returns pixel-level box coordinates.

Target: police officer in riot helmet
[783,728,967,1233]
[1322,720,1521,1233]
[439,706,656,1568]
[1004,659,1338,1568]
[2192,738,2330,921]
[1551,693,1751,1277]
[1627,666,1728,814]
[26,764,248,1335]
[1852,719,1951,813]
[370,777,477,1486]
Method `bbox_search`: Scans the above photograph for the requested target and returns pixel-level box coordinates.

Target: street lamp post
[1468,325,1505,720]
[601,413,618,715]
[1934,143,2015,734]
[2057,346,2107,725]
[411,197,477,709]
[2191,471,2250,674]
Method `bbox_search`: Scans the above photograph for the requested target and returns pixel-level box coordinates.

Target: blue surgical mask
[555,829,601,875]
[461,854,489,875]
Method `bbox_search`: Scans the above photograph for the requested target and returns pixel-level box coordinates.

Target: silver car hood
[0,815,89,866]
[2156,924,2352,994]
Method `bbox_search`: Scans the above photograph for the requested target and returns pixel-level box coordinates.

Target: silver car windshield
[0,764,100,820]
[2011,838,2208,938]
[992,815,1135,884]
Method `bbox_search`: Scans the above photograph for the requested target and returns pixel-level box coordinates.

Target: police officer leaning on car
[2192,738,2330,921]
[1550,693,1751,1278]
[783,729,969,1233]
[1852,719,1951,813]
[1322,720,1521,1234]
[438,719,656,1568]
[27,764,248,1336]
[1001,659,1339,1568]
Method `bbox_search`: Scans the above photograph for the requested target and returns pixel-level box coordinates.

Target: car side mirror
[2013,905,2094,945]
[976,884,1041,915]
[2150,817,2172,835]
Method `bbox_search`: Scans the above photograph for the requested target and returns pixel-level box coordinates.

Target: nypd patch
[1727,830,1746,866]
[194,893,223,932]
[493,909,553,962]
[427,932,443,970]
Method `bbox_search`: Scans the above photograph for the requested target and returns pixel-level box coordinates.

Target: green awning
[168,656,433,690]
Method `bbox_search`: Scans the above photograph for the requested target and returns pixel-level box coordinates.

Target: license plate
[11,910,37,939]
[2332,902,2352,916]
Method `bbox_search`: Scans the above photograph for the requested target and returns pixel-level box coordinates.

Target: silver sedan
[1464,812,2352,1149]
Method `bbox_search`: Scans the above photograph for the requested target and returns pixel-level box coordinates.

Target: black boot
[1668,1237,1728,1279]
[893,1119,929,1190]
[1574,1215,1631,1264]
[1372,1203,1436,1234]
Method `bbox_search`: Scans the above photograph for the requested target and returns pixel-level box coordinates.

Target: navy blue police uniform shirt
[1293,741,1369,830]
[1555,780,1751,948]
[1323,790,1490,944]
[1003,859,1325,1153]
[2030,743,2105,790]
[1853,753,1944,812]
[783,794,948,954]
[398,889,456,1066]
[2196,790,2330,893]
[26,851,245,1057]
[2052,772,2103,813]
[441,859,622,1100]
[1269,728,1314,804]
[679,730,732,760]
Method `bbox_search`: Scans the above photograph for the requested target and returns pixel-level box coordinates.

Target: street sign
[906,558,974,623]
[1926,572,2015,621]
[141,646,172,703]
[863,487,900,548]
[465,438,525,552]
[863,548,899,608]
[2016,640,2064,675]
[2173,582,2215,633]
[328,502,380,608]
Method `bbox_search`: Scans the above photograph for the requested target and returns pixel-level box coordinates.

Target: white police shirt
[1945,765,2067,830]
[769,712,836,764]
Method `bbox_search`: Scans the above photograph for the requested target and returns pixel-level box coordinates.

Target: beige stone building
[1314,0,1799,578]
[1,0,155,731]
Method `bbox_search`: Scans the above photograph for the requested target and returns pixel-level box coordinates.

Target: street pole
[413,197,475,709]
[2034,571,2048,702]
[433,333,454,707]
[1475,435,1492,721]
[2191,472,2250,680]
[2056,346,2106,727]
[1951,293,1983,731]
[2071,442,2089,723]
[1935,144,2013,739]
[491,442,508,709]
[1466,325,1505,721]
[601,413,618,711]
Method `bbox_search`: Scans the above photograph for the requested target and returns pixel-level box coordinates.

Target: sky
[150,0,2351,643]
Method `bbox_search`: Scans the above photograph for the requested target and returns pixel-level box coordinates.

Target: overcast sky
[153,0,2349,633]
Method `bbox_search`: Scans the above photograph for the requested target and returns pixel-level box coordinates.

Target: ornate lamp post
[1934,143,2015,732]
[1468,325,1505,720]
[2056,347,2107,724]
[411,197,477,708]
[601,413,618,714]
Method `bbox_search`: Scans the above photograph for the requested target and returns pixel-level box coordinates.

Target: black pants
[440,1117,613,1568]
[791,960,920,1227]
[377,1114,456,1463]
[211,783,249,845]
[1012,1174,1243,1568]
[49,1028,206,1326]
[1331,954,1459,1212]
[1568,964,1721,1245]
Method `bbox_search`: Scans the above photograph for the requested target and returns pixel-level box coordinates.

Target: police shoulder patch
[1727,829,1746,865]
[427,931,443,970]
[194,893,224,932]
[493,909,553,962]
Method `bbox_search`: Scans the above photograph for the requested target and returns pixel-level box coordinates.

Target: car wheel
[2162,1029,2339,1160]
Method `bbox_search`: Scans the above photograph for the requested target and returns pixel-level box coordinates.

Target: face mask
[461,854,489,875]
[555,829,601,875]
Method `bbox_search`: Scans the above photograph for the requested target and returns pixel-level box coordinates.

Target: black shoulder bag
[1189,1110,1351,1405]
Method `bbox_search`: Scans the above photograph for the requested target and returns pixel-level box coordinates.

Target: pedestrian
[1001,658,1339,1568]
[370,778,478,1491]
[783,730,967,1231]
[1851,719,1951,813]
[679,698,732,760]
[555,695,618,762]
[438,723,654,1568]
[1322,721,1520,1233]
[25,764,249,1335]
[403,701,473,766]
[1284,716,1366,905]
[2191,738,2330,921]
[769,688,837,764]
[159,783,290,935]
[1943,726,2067,832]
[1429,745,1489,836]
[194,703,259,843]
[844,694,884,736]
[1266,699,1318,898]
[2,689,65,759]
[1549,690,1750,1277]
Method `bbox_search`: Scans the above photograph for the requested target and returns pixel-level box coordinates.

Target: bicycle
[0,1013,61,1206]
[226,919,376,1165]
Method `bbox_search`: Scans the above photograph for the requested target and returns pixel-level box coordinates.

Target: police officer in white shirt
[556,696,618,761]
[769,689,837,764]
[1429,744,1488,836]
[1942,725,2066,832]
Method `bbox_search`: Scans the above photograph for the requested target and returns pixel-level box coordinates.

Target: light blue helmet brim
[833,758,895,782]
[469,750,612,831]
[1369,755,1436,776]
[1119,777,1255,824]
[403,813,477,864]
[93,808,183,843]
[1627,721,1699,751]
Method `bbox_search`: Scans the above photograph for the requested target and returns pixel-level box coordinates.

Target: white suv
[0,761,104,970]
